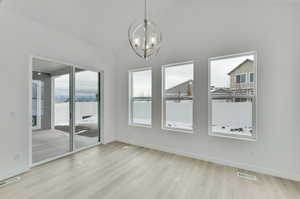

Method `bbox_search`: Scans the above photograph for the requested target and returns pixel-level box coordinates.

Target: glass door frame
[29,56,104,167]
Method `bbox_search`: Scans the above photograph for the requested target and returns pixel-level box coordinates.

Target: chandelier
[128,0,162,60]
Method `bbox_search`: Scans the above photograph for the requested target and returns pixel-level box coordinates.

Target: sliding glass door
[74,69,100,149]
[32,64,72,163]
[32,57,102,164]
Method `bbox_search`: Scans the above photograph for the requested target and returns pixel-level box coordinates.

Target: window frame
[208,51,257,141]
[161,61,195,133]
[128,67,152,128]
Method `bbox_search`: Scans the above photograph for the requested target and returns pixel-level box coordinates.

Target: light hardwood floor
[0,142,299,199]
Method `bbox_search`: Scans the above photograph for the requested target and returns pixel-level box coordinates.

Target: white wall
[116,2,300,181]
[0,8,117,180]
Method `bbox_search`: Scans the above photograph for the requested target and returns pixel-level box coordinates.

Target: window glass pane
[236,75,240,83]
[209,53,256,139]
[163,62,193,131]
[250,73,254,82]
[240,74,246,83]
[165,100,193,129]
[132,100,152,125]
[132,70,152,97]
[74,69,100,150]
[129,69,152,126]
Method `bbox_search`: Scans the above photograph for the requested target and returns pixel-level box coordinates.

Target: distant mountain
[55,88,98,102]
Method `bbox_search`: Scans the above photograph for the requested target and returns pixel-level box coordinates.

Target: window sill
[162,127,194,134]
[209,131,257,141]
[128,123,152,129]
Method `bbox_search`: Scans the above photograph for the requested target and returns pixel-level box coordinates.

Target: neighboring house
[165,80,193,100]
[210,88,233,102]
[211,59,255,102]
[228,59,255,97]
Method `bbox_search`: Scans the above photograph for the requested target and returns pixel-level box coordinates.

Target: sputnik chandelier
[128,0,162,60]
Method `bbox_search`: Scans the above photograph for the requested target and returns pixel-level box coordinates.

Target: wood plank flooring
[0,142,299,199]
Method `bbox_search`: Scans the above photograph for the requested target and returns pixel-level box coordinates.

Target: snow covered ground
[212,125,252,136]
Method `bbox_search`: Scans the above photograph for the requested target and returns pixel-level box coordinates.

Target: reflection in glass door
[74,69,100,150]
[32,59,71,163]
[32,80,43,130]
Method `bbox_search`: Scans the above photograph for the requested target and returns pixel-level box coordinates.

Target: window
[236,74,246,83]
[162,61,194,132]
[208,52,257,140]
[128,68,152,127]
[250,73,254,82]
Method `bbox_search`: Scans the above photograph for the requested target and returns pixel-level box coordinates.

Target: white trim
[118,138,300,182]
[128,67,152,128]
[28,56,33,168]
[128,124,152,129]
[161,127,194,134]
[208,51,258,141]
[161,61,195,132]
[128,66,152,73]
[0,167,30,182]
[50,76,55,129]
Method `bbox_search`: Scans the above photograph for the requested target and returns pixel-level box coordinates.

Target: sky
[165,63,193,89]
[132,63,193,97]
[210,55,254,88]
[53,56,254,96]
[133,70,152,97]
[55,71,98,91]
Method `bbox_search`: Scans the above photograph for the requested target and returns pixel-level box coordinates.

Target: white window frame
[128,67,152,128]
[208,51,257,141]
[161,61,194,133]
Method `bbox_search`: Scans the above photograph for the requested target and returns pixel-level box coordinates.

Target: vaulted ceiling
[2,0,300,65]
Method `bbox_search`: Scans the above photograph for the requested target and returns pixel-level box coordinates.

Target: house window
[128,68,152,127]
[236,74,246,83]
[250,73,254,82]
[162,61,194,132]
[209,52,257,140]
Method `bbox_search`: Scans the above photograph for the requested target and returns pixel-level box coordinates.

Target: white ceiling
[2,0,300,65]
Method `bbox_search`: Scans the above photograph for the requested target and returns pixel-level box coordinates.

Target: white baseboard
[0,167,29,182]
[118,138,300,182]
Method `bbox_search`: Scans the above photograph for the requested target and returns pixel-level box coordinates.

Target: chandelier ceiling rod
[144,0,148,20]
[144,0,148,59]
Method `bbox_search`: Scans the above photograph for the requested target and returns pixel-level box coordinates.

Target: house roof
[166,79,193,93]
[227,59,253,75]
[211,88,232,94]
